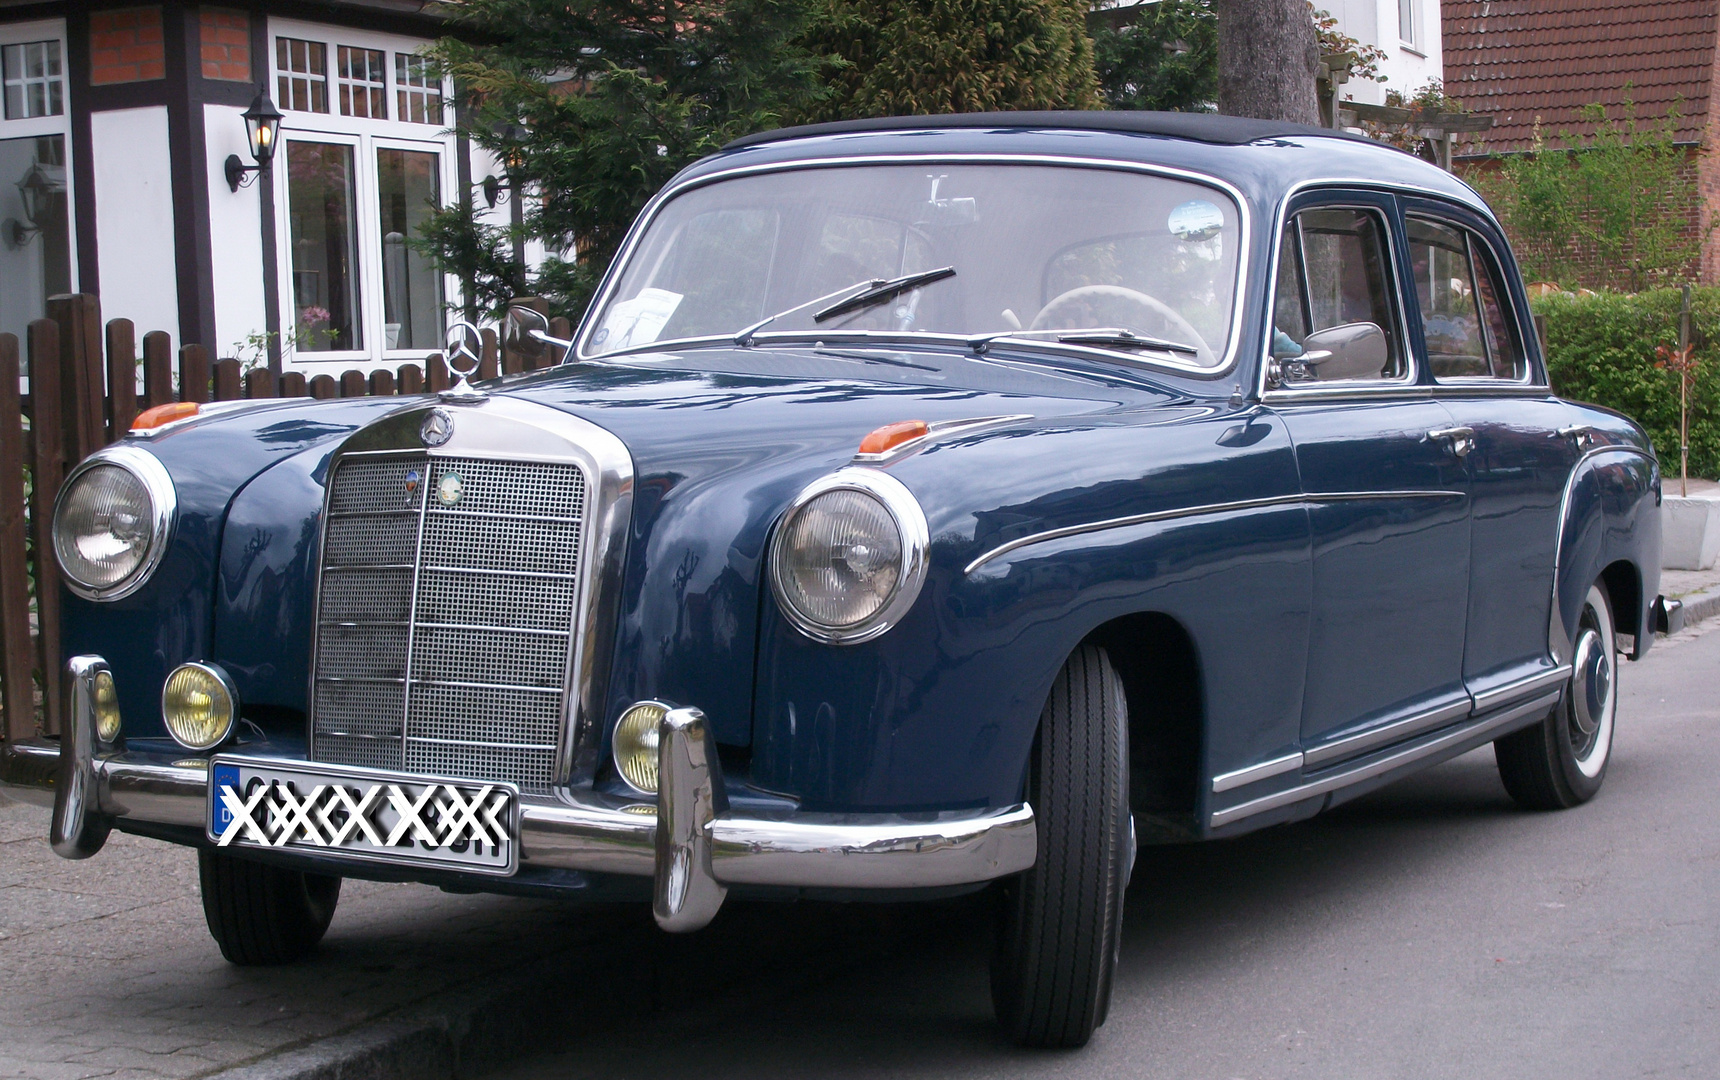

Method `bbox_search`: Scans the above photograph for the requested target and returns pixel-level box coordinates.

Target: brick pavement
[0,796,627,1080]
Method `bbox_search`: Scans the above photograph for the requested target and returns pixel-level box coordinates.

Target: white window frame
[0,18,77,293]
[1398,0,1424,55]
[268,18,459,371]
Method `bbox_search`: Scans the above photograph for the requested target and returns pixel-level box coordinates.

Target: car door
[1401,201,1578,709]
[1263,191,1473,768]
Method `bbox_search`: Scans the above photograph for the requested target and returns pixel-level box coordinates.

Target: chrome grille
[311,451,587,794]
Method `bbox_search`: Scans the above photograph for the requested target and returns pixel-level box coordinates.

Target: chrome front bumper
[0,657,1036,933]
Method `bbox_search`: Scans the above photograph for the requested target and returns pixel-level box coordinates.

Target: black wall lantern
[225,87,283,192]
[481,124,528,209]
[4,158,63,248]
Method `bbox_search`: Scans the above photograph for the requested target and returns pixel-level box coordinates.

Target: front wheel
[1494,581,1617,809]
[991,645,1131,1048]
[198,850,341,965]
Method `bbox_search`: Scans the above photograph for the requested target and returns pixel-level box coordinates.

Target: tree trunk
[1214,0,1320,125]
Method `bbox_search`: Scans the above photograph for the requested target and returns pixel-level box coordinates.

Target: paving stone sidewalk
[0,796,636,1080]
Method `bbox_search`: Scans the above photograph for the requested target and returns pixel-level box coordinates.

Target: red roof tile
[1444,0,1718,154]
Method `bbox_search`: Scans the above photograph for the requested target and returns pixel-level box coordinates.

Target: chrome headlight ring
[52,445,177,602]
[768,467,930,645]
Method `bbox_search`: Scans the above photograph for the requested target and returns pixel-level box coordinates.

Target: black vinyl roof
[723,110,1382,151]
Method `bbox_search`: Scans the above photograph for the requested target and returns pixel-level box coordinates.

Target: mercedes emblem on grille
[421,408,454,447]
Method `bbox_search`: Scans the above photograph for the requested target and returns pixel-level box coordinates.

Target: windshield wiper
[1054,328,1200,355]
[813,267,956,323]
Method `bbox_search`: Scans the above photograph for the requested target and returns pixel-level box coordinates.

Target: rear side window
[1407,215,1527,381]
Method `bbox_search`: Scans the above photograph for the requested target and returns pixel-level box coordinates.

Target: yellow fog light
[162,662,237,751]
[613,702,667,794]
[94,670,122,743]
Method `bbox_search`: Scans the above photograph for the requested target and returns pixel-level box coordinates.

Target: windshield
[584,164,1243,367]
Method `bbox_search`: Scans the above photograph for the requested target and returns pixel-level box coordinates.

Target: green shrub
[1534,288,1720,480]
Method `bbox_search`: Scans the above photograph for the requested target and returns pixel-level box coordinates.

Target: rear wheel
[198,850,341,965]
[991,645,1131,1048]
[1495,581,1617,810]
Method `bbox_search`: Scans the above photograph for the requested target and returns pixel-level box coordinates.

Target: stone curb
[203,936,606,1080]
[1674,586,1720,631]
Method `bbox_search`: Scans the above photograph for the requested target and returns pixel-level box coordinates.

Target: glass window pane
[0,135,73,346]
[277,37,330,114]
[337,46,386,118]
[1408,216,1489,378]
[1472,250,1526,379]
[1272,224,1309,344]
[286,141,362,351]
[3,40,65,119]
[377,148,444,350]
[1296,207,1403,377]
[394,54,443,125]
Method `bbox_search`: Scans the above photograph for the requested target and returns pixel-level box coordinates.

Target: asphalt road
[488,621,1720,1080]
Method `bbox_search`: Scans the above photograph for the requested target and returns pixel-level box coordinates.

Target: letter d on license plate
[206,756,519,875]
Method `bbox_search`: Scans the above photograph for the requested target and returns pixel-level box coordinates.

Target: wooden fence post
[339,370,365,397]
[309,374,336,399]
[427,353,449,392]
[26,318,65,733]
[397,364,424,394]
[480,330,500,379]
[141,331,173,409]
[368,369,394,396]
[106,318,137,440]
[0,335,36,740]
[245,368,276,399]
[280,371,307,397]
[213,359,242,401]
[47,294,105,463]
[179,344,210,404]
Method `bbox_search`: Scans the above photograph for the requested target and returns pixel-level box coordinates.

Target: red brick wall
[199,8,251,82]
[89,7,165,85]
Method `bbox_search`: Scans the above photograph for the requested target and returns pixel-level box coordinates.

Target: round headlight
[613,701,667,794]
[52,447,175,600]
[769,469,929,644]
[162,662,237,751]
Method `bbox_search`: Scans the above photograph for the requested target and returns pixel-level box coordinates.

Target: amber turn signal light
[131,402,200,431]
[858,420,928,456]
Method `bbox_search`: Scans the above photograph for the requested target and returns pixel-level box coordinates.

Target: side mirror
[1298,321,1390,381]
[504,305,551,350]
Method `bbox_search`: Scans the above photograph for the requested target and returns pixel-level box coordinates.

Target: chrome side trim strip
[1471,665,1572,715]
[964,489,1463,575]
[1211,751,1303,794]
[1302,697,1472,769]
[1210,690,1560,829]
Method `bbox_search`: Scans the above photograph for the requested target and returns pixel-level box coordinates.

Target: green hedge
[1534,288,1720,480]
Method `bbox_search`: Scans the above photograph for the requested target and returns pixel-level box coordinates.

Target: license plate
[206,756,518,876]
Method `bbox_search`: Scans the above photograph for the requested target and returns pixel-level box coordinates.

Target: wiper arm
[813,267,956,323]
[1054,328,1200,355]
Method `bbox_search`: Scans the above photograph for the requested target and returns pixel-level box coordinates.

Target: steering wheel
[1031,285,1215,366]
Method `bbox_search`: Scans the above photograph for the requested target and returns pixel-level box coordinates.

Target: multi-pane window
[395,55,442,125]
[337,46,386,119]
[2,40,63,120]
[286,140,362,351]
[277,37,328,113]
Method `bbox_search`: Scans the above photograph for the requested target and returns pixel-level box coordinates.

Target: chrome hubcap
[1570,627,1611,751]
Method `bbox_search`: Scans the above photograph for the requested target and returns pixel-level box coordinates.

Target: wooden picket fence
[0,293,571,746]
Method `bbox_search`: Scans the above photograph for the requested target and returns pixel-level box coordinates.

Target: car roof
[723,110,1386,151]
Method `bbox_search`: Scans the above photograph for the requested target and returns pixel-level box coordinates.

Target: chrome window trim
[1403,208,1537,387]
[963,489,1463,576]
[1260,197,1417,396]
[306,397,635,791]
[573,152,1254,379]
[1255,177,1550,402]
[768,467,930,645]
[52,444,179,602]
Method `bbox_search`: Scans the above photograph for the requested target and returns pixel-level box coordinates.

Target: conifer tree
[421,0,824,322]
[800,0,1100,121]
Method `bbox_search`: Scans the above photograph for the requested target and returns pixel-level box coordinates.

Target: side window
[1271,207,1405,383]
[1407,215,1527,380]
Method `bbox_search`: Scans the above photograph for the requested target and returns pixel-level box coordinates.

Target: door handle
[1428,426,1476,458]
[1556,424,1595,449]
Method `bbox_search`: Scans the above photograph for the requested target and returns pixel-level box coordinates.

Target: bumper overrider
[1,657,1037,932]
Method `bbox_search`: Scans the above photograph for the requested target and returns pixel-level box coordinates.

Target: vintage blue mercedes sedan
[1,112,1682,1048]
